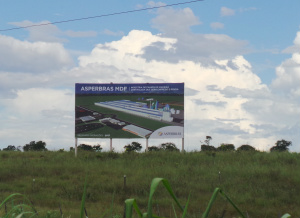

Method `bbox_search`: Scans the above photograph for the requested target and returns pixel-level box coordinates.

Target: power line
[0,0,204,32]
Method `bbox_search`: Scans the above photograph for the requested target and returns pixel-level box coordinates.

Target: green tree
[148,146,160,151]
[3,145,20,151]
[201,144,217,152]
[217,143,235,152]
[23,141,47,151]
[200,136,216,151]
[159,142,179,152]
[75,144,103,152]
[237,144,256,152]
[270,139,292,152]
[124,142,142,153]
[78,144,93,151]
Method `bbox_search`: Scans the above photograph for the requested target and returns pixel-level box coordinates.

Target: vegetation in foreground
[0,149,299,217]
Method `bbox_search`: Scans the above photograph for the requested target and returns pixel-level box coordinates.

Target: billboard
[75,83,184,139]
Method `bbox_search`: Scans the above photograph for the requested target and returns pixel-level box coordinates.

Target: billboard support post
[182,138,184,152]
[110,138,112,152]
[75,138,78,157]
[146,138,149,152]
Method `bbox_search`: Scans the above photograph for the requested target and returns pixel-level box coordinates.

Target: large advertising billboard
[75,83,184,139]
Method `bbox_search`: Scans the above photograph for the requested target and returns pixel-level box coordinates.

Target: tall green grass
[1,151,299,217]
[0,193,37,218]
[2,177,292,218]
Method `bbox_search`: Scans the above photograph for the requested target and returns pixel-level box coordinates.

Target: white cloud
[10,20,65,43]
[0,88,74,150]
[102,29,124,36]
[65,30,97,38]
[2,88,73,118]
[151,7,201,36]
[210,22,224,30]
[0,8,299,152]
[10,20,97,43]
[135,1,166,9]
[147,1,166,7]
[149,8,249,63]
[272,31,300,97]
[282,31,300,54]
[0,34,73,73]
[220,7,235,17]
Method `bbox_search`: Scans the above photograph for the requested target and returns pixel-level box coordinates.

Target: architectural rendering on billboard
[75,83,184,139]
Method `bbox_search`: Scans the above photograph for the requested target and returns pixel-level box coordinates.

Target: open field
[0,151,299,217]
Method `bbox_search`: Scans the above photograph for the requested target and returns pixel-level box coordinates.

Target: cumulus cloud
[0,7,299,152]
[0,88,74,150]
[6,88,73,117]
[282,31,300,54]
[220,7,235,17]
[151,7,201,36]
[272,30,300,97]
[0,34,73,73]
[148,8,249,64]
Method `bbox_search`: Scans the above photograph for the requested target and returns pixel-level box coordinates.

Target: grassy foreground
[0,150,299,217]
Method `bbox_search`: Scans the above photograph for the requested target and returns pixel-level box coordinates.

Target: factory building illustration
[94,99,176,122]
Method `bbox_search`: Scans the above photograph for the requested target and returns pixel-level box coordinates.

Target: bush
[237,144,256,152]
[78,144,103,152]
[78,144,93,151]
[148,146,160,151]
[23,141,47,151]
[3,145,21,151]
[124,142,142,153]
[201,144,217,152]
[217,143,235,152]
[159,142,180,152]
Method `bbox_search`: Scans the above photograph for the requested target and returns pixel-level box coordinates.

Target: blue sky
[0,0,299,151]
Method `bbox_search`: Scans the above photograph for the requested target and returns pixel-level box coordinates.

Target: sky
[0,0,299,152]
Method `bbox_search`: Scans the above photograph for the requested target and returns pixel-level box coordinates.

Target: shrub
[23,141,47,151]
[124,142,142,153]
[201,144,217,152]
[78,144,93,151]
[159,142,179,152]
[148,146,160,151]
[237,144,256,151]
[217,143,235,152]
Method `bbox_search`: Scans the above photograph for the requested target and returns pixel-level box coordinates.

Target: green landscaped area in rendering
[75,95,184,138]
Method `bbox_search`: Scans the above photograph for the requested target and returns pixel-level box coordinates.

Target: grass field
[0,150,299,217]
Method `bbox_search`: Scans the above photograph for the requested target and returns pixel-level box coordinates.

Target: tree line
[200,136,292,152]
[0,138,292,153]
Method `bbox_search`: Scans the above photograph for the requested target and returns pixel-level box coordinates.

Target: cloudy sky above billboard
[0,0,299,151]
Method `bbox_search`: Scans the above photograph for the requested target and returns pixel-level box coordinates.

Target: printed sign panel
[75,83,184,139]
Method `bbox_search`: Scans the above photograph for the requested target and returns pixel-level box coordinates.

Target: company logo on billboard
[158,132,182,136]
